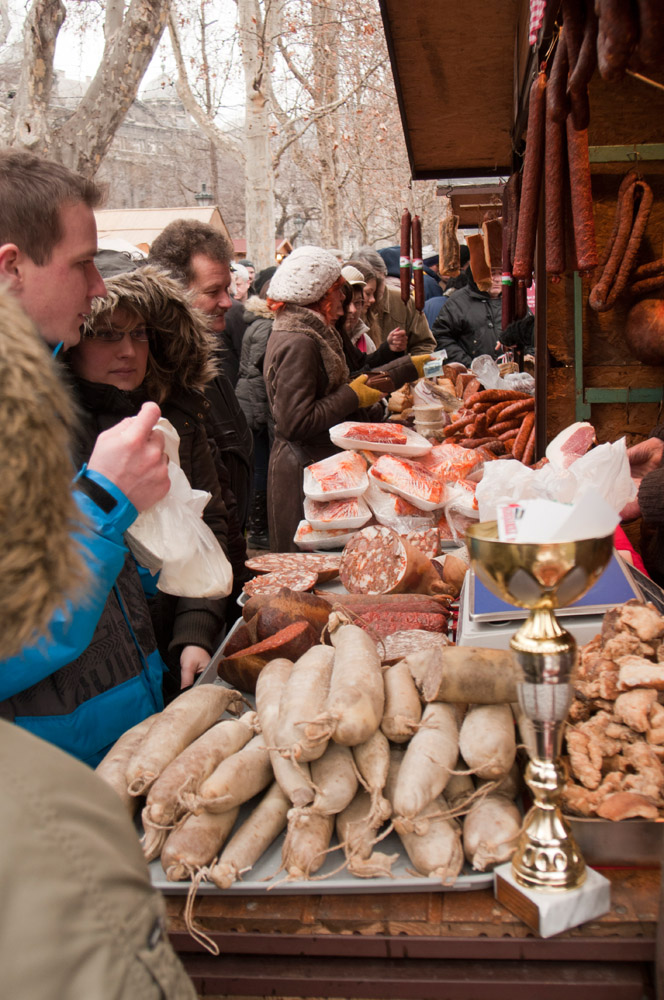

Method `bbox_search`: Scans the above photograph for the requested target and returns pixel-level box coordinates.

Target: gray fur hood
[0,291,86,657]
[86,265,218,404]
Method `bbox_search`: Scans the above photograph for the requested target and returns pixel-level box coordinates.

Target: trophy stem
[510,608,586,892]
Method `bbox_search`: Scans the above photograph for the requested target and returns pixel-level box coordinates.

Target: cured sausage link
[566,117,597,274]
[590,172,654,312]
[596,0,638,82]
[412,214,424,312]
[400,208,412,304]
[513,71,547,287]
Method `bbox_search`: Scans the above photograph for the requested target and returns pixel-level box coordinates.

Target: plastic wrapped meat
[364,479,438,532]
[342,423,408,445]
[303,495,372,531]
[304,450,368,500]
[369,454,445,511]
[420,442,484,482]
[294,520,358,551]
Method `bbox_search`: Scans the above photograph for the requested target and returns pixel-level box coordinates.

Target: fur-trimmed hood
[242,295,273,323]
[0,291,86,658]
[83,265,218,404]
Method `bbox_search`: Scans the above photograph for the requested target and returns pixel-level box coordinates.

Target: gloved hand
[348,373,386,408]
[409,354,433,379]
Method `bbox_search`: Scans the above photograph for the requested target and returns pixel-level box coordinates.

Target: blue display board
[468,551,641,622]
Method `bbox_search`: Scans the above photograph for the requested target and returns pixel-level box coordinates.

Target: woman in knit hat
[263,245,389,552]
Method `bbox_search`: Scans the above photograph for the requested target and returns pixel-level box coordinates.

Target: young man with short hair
[0,150,170,764]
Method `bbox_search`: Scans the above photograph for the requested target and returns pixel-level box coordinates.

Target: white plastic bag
[470,354,535,395]
[475,436,637,523]
[125,419,233,599]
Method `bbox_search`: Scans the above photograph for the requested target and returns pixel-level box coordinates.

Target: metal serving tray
[149,817,493,896]
[567,816,664,868]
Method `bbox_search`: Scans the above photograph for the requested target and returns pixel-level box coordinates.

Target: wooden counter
[165,867,658,999]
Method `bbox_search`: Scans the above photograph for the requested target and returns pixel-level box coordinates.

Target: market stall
[93,2,664,995]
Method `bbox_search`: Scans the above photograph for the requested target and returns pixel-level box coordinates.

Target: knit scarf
[275,303,350,392]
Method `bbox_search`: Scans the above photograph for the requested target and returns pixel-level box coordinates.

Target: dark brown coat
[264,305,366,552]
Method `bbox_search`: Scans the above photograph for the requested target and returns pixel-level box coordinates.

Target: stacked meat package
[296,423,483,553]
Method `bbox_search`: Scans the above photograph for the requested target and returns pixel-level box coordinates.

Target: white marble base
[493,863,611,938]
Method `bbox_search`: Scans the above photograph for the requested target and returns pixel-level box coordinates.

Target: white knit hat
[268,245,341,305]
[340,265,366,288]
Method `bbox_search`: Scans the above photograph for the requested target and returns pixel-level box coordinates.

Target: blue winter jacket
[0,469,166,765]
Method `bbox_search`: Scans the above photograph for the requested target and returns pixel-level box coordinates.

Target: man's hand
[620,493,642,523]
[180,645,211,689]
[387,327,407,352]
[626,437,664,479]
[88,402,170,512]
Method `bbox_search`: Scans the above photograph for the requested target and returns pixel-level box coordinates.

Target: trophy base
[494,863,611,938]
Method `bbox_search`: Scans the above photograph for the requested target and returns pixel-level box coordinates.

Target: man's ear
[0,243,22,289]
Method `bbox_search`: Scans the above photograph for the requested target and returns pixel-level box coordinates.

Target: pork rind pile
[563,599,664,821]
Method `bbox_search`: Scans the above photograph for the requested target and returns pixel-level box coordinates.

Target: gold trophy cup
[466,521,614,899]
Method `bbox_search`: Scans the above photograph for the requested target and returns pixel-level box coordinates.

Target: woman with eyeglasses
[66,260,230,698]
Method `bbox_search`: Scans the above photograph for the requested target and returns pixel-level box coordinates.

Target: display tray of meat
[330,421,432,458]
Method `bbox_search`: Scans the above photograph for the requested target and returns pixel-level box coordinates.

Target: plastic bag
[442,479,479,543]
[125,419,233,599]
[475,436,637,523]
[470,354,535,395]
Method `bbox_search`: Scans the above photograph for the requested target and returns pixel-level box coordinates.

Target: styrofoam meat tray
[330,421,432,458]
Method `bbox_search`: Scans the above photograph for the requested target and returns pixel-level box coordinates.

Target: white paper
[496,491,620,544]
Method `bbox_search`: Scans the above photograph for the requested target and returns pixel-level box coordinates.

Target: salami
[589,171,653,312]
[243,570,319,597]
[355,609,447,638]
[245,552,341,577]
[339,525,440,596]
[513,71,547,286]
[402,528,441,559]
[400,208,412,303]
[566,117,597,274]
[412,214,424,312]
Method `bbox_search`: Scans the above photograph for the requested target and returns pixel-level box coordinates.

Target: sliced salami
[339,525,407,595]
[380,630,450,665]
[402,528,441,560]
[339,524,439,596]
[245,552,341,582]
[242,569,319,597]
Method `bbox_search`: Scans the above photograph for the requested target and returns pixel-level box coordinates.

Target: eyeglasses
[89,326,150,343]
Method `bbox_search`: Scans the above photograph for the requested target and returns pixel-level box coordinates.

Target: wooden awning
[379,0,527,179]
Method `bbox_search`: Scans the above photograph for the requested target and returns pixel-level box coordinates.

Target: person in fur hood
[0,286,197,1000]
[66,263,230,696]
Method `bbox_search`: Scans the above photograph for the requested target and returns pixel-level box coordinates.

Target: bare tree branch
[167,3,244,164]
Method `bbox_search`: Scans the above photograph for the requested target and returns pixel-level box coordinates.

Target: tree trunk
[11,0,65,152]
[52,0,170,175]
[310,2,340,248]
[237,0,276,270]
